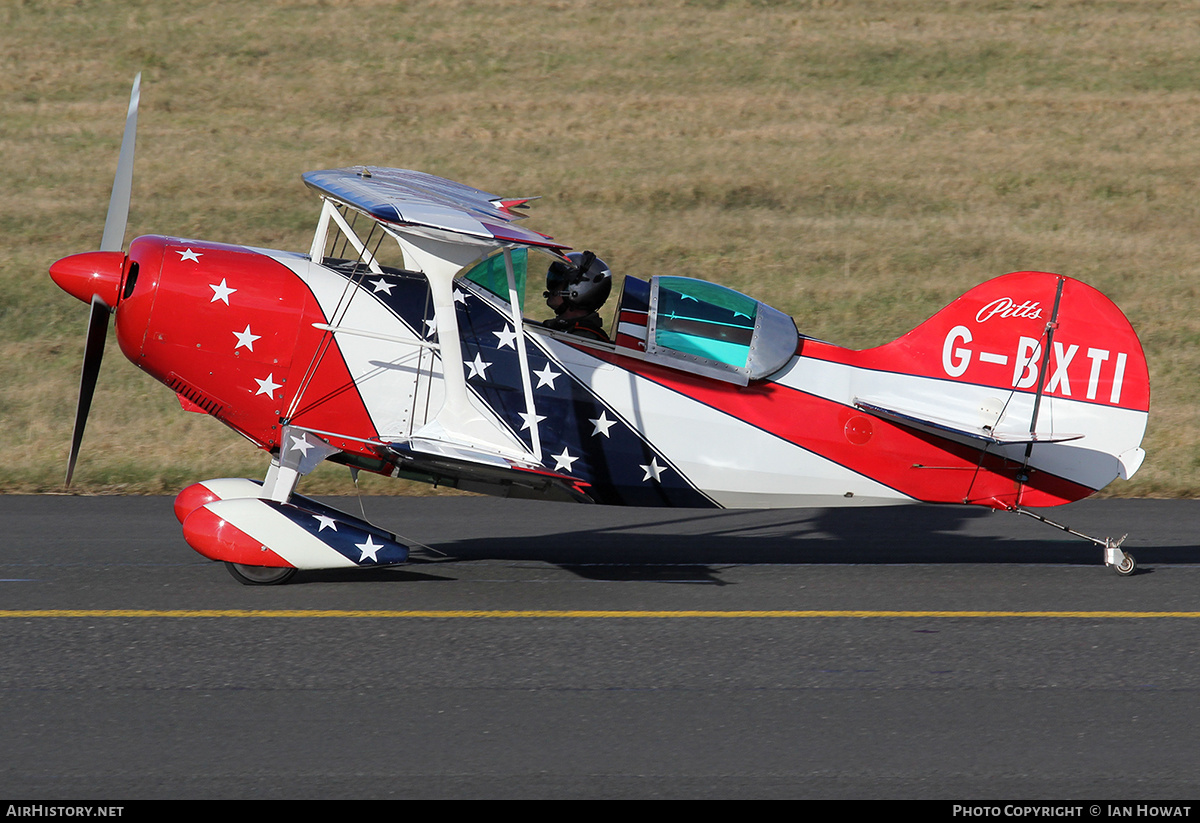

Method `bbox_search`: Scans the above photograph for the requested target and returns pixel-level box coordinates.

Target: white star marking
[254,373,282,398]
[589,411,616,438]
[177,248,202,263]
[533,364,561,389]
[232,324,260,352]
[288,435,313,456]
[356,535,383,562]
[519,410,546,431]
[640,457,666,482]
[424,317,437,338]
[494,326,518,350]
[466,353,492,380]
[313,514,338,532]
[209,279,236,304]
[369,277,393,295]
[551,447,578,472]
[453,289,467,305]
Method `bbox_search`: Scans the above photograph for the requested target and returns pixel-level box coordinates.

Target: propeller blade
[99,73,140,253]
[65,296,111,486]
[65,75,140,485]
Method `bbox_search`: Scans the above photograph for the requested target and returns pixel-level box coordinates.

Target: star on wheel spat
[356,535,383,562]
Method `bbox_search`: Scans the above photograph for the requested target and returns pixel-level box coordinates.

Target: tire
[225,562,297,586]
[1112,553,1137,577]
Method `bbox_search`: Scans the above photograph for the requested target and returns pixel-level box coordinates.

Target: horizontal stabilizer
[853,398,1084,447]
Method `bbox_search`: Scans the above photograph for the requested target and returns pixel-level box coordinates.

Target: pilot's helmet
[546,251,612,313]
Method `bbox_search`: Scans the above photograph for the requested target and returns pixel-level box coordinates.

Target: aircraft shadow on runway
[300,502,1199,583]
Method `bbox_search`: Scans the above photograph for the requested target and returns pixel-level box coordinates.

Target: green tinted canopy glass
[462,248,528,311]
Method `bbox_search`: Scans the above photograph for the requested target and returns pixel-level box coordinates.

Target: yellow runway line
[2,609,1200,619]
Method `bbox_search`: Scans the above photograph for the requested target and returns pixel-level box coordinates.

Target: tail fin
[851,271,1148,505]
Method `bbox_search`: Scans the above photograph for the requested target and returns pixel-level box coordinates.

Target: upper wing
[302,166,568,249]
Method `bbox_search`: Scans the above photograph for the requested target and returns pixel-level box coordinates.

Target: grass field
[3,0,1198,497]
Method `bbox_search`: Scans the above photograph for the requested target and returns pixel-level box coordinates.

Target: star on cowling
[519,410,546,432]
[640,457,666,482]
[177,248,203,263]
[254,373,282,398]
[369,277,393,295]
[423,317,438,338]
[466,353,492,380]
[209,278,236,305]
[356,535,383,562]
[533,364,561,389]
[551,447,578,472]
[494,326,518,350]
[453,289,467,305]
[313,514,337,532]
[232,324,260,352]
[590,411,616,438]
[288,434,313,456]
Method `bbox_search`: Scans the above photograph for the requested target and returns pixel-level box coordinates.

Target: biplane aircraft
[50,77,1149,583]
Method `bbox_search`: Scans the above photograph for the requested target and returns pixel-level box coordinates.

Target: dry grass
[3,0,1200,496]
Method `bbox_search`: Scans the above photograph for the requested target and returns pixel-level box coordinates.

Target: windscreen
[462,248,530,311]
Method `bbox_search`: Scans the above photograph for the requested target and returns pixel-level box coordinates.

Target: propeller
[63,74,140,486]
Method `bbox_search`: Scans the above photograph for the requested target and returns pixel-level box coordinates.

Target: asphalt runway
[2,494,1199,799]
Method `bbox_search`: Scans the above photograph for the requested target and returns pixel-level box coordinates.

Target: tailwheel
[1109,551,1137,577]
[1104,538,1136,576]
[225,562,297,586]
[1012,508,1138,577]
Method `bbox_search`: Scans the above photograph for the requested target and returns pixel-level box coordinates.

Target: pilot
[542,250,612,342]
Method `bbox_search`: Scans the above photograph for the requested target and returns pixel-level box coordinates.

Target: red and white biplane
[51,77,1149,583]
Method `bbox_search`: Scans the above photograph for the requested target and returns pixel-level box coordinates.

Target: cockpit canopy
[459,248,798,385]
[616,275,798,384]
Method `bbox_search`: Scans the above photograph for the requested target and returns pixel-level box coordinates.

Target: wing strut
[502,247,542,459]
[392,231,533,461]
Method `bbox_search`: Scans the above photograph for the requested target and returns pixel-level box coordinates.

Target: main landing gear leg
[1011,507,1136,576]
